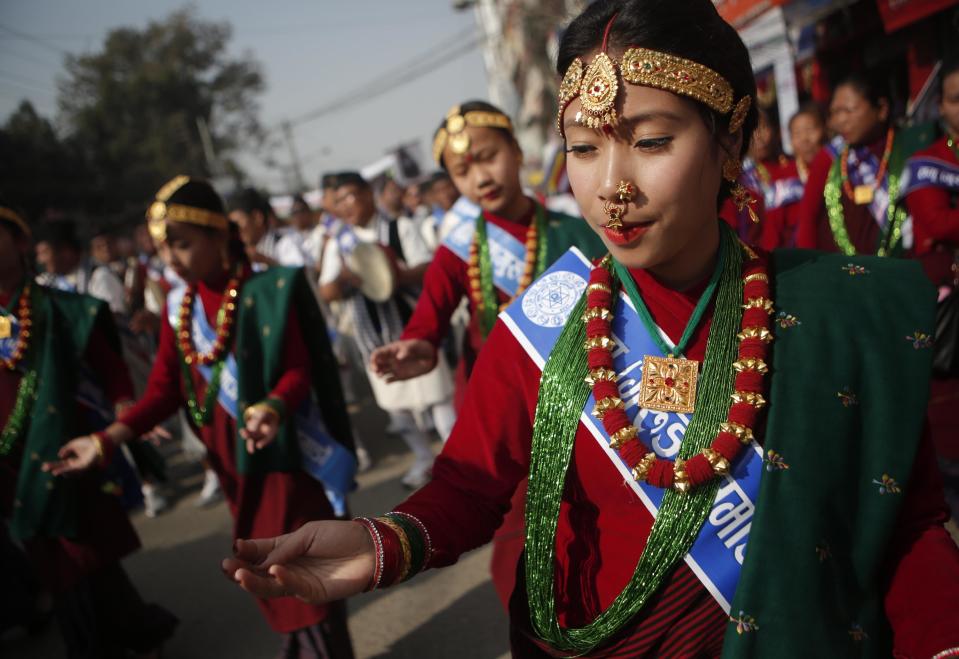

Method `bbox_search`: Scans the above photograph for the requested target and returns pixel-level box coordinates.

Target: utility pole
[282,121,306,191]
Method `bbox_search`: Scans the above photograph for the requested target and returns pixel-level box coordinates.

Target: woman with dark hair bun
[46,177,358,658]
[225,3,958,657]
[795,73,934,255]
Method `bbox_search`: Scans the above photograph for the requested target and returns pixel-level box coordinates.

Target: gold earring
[723,158,742,183]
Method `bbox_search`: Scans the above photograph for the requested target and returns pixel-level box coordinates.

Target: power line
[0,24,70,57]
[276,26,481,132]
[0,76,57,97]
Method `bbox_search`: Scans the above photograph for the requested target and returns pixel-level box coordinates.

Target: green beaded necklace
[178,305,228,427]
[475,205,548,337]
[0,285,38,456]
[524,224,743,655]
[824,151,907,257]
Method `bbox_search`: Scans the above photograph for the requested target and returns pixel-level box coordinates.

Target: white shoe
[195,470,223,507]
[142,486,169,518]
[355,447,372,473]
[401,462,432,489]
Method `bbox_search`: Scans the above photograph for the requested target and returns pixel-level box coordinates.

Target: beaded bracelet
[932,648,959,659]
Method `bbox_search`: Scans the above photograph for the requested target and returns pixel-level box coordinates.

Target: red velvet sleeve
[399,245,468,347]
[84,328,134,404]
[393,320,535,567]
[118,303,184,434]
[795,148,833,249]
[883,424,959,658]
[906,185,959,255]
[265,306,311,414]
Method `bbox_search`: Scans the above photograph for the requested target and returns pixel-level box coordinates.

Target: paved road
[3,399,510,659]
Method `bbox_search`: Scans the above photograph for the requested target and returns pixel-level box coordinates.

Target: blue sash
[167,286,356,516]
[441,197,529,297]
[898,155,959,199]
[768,177,804,210]
[500,248,764,613]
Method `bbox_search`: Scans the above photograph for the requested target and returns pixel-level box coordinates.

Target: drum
[345,242,397,303]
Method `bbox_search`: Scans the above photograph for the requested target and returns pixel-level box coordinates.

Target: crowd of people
[2,0,959,657]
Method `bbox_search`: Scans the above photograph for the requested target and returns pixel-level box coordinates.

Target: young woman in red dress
[224,2,959,657]
[46,178,356,659]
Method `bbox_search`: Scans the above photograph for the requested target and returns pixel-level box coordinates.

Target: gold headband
[0,207,30,238]
[557,47,751,136]
[146,175,228,243]
[432,105,514,164]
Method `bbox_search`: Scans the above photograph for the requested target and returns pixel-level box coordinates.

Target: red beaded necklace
[467,217,540,315]
[583,250,773,492]
[176,274,241,366]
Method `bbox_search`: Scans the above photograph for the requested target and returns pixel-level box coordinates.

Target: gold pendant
[0,315,11,339]
[853,185,874,205]
[640,355,699,414]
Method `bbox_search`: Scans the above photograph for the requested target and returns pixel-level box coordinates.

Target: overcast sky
[0,0,490,191]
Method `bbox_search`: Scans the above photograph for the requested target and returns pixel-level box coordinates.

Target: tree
[0,100,87,220]
[57,8,264,220]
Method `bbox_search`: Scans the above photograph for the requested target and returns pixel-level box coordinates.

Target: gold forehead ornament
[146,175,228,243]
[432,105,514,164]
[557,47,751,137]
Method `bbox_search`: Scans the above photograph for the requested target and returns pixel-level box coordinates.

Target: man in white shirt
[226,188,285,271]
[37,222,127,315]
[275,194,321,267]
[319,172,455,488]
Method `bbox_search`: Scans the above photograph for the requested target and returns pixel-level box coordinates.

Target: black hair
[45,220,82,250]
[0,195,29,240]
[557,0,759,204]
[941,56,959,98]
[334,171,371,191]
[226,187,273,219]
[833,72,891,110]
[321,172,340,190]
[433,100,518,170]
[788,101,826,130]
[290,194,310,211]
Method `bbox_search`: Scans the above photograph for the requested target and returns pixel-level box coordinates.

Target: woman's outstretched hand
[222,520,375,604]
[369,339,437,382]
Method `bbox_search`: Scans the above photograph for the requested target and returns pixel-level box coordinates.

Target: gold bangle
[376,516,413,584]
[90,434,106,467]
[242,402,280,425]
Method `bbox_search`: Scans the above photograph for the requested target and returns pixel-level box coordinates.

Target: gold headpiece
[0,207,30,238]
[557,47,748,137]
[146,175,228,243]
[432,105,514,164]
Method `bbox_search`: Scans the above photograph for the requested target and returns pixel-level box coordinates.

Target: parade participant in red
[751,108,807,250]
[225,2,959,657]
[46,177,357,659]
[0,200,177,658]
[369,101,605,603]
[370,101,604,396]
[788,103,826,185]
[795,74,932,255]
[903,58,959,499]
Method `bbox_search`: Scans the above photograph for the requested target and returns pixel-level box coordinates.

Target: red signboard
[875,0,958,33]
[714,0,788,27]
